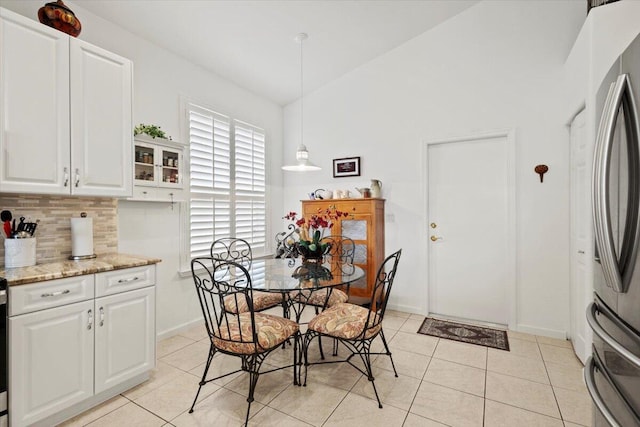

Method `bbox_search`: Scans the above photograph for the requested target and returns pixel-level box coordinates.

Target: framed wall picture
[333,157,361,178]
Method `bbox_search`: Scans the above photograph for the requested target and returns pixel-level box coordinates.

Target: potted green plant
[133,124,171,140]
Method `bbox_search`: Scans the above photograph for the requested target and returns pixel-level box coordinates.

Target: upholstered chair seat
[289,288,348,309]
[213,312,299,354]
[223,291,284,314]
[308,302,381,340]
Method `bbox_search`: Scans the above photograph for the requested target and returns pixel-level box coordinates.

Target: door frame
[568,106,593,363]
[421,129,517,329]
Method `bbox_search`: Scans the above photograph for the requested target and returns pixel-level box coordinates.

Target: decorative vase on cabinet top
[370,179,382,198]
[38,0,82,37]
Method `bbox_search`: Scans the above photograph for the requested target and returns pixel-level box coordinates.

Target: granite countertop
[0,253,162,286]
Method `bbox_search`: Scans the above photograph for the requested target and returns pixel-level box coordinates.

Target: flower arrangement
[284,207,349,258]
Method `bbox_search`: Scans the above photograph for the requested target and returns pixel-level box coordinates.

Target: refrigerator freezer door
[588,296,640,425]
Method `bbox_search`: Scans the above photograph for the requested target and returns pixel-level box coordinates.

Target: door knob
[430,235,442,242]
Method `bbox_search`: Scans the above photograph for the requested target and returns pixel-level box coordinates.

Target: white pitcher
[370,179,382,198]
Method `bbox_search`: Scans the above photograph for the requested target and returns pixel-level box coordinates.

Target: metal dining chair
[189,257,300,426]
[210,237,283,313]
[289,236,356,309]
[301,249,402,408]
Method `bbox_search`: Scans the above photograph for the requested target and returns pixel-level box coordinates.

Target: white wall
[3,0,589,337]
[283,1,585,337]
[1,1,284,337]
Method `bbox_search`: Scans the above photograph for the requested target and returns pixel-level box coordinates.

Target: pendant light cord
[300,34,304,148]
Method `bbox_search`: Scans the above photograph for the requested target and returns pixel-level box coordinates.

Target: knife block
[4,238,36,268]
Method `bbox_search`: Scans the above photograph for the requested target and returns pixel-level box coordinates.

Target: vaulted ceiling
[74,0,479,105]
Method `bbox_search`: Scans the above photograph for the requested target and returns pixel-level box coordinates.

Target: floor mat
[417,317,509,351]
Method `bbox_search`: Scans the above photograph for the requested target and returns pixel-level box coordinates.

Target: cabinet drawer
[95,265,155,297]
[9,275,95,316]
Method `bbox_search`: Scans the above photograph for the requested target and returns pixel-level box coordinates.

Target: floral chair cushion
[308,303,381,340]
[223,291,283,314]
[212,312,299,354]
[289,288,348,307]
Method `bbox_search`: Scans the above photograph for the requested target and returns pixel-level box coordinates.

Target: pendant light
[282,33,321,172]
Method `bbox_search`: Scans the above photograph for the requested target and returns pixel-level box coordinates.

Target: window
[187,103,266,260]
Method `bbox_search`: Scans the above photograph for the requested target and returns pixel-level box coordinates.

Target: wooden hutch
[301,198,385,299]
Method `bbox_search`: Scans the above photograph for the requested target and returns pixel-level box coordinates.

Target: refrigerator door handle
[592,74,640,293]
[593,82,619,291]
[585,352,640,427]
[587,300,640,369]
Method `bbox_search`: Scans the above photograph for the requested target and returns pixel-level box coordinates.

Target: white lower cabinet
[94,287,155,394]
[8,266,156,427]
[9,301,94,427]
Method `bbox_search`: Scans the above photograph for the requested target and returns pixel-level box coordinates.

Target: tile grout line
[482,345,488,427]
[401,337,438,426]
[538,337,567,424]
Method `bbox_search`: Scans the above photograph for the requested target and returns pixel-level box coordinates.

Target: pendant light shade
[282,144,321,171]
[282,33,321,172]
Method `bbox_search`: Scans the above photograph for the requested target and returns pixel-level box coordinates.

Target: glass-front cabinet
[132,136,184,202]
[301,198,385,299]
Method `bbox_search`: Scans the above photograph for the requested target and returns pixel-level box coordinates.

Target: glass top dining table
[245,258,365,293]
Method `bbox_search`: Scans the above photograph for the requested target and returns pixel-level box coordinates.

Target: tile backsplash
[0,195,117,268]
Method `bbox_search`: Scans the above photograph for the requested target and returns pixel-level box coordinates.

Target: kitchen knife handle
[99,306,104,327]
[87,309,93,330]
[75,168,80,187]
[63,167,69,187]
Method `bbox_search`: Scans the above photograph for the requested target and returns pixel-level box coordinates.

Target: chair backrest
[364,249,402,330]
[275,224,300,259]
[210,237,252,267]
[191,257,259,352]
[320,235,356,274]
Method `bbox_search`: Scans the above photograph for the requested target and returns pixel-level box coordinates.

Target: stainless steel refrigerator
[588,33,640,427]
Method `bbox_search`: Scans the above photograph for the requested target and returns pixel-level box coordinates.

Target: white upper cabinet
[0,8,70,194]
[70,40,132,197]
[0,8,133,197]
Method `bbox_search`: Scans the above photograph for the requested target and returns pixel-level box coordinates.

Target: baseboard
[386,302,424,316]
[516,323,567,340]
[157,317,202,341]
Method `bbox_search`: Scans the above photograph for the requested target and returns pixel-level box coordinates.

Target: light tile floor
[58,309,593,427]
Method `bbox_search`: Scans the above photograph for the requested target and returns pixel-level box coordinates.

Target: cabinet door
[134,141,157,186]
[9,300,94,426]
[94,287,155,394]
[70,38,132,197]
[0,9,71,195]
[341,215,371,297]
[158,146,182,188]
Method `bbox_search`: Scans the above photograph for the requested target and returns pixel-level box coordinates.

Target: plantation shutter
[188,103,266,258]
[234,120,266,253]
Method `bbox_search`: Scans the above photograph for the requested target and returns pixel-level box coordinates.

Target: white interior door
[428,135,511,325]
[569,109,592,364]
